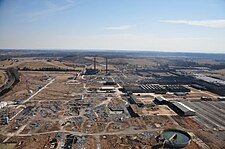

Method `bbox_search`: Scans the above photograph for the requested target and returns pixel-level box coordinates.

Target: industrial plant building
[127,105,140,117]
[124,84,190,94]
[165,85,190,93]
[104,78,117,85]
[140,84,167,94]
[123,86,144,93]
[170,102,196,116]
[99,86,116,93]
[128,95,144,107]
[154,96,169,105]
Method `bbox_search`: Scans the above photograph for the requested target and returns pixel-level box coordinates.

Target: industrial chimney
[94,57,96,70]
[106,57,108,74]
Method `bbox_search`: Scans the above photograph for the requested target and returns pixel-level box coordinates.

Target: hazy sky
[0,0,225,53]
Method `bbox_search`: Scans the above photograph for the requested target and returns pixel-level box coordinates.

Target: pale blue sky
[0,0,225,53]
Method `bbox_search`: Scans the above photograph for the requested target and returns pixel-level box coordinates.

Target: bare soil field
[0,70,6,86]
[8,133,57,149]
[142,105,176,116]
[0,58,82,70]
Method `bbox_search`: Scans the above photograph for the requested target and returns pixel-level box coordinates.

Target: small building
[100,86,115,90]
[200,96,212,101]
[218,97,225,101]
[109,106,124,114]
[104,81,116,85]
[104,78,117,85]
[174,92,188,96]
[170,102,196,116]
[99,86,116,93]
[154,96,169,105]
[129,95,144,107]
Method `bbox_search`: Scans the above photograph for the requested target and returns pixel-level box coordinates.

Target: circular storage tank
[160,129,191,148]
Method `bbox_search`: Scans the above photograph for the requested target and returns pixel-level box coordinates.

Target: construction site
[0,51,225,149]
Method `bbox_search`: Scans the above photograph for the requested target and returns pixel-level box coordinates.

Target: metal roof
[100,86,115,90]
[155,96,168,102]
[194,74,225,85]
[172,102,195,113]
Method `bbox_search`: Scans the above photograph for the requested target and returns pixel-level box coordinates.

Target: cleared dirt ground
[0,70,6,86]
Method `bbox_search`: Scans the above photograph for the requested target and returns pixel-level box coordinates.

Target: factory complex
[0,52,225,149]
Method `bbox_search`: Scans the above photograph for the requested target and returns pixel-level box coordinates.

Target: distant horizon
[1,48,225,54]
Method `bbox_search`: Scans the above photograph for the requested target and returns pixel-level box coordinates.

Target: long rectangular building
[154,96,169,105]
[129,95,144,107]
[127,105,140,117]
[171,102,196,116]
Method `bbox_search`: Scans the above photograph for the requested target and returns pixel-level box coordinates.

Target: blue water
[161,131,190,143]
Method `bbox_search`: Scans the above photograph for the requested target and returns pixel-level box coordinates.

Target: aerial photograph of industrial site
[0,0,225,149]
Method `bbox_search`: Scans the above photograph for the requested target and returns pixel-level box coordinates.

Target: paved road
[7,128,163,137]
[9,109,24,121]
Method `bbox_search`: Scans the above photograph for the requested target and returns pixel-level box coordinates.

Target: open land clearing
[0,71,6,86]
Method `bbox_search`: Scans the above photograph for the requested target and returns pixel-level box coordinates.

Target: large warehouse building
[170,102,196,116]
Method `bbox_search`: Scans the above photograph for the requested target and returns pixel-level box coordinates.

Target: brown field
[0,70,6,86]
[142,105,176,116]
[0,58,83,70]
[193,59,220,65]
[8,133,57,149]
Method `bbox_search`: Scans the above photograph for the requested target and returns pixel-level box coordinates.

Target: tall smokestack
[106,58,108,73]
[94,57,96,70]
